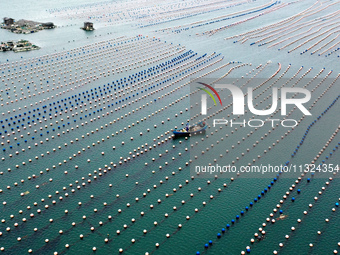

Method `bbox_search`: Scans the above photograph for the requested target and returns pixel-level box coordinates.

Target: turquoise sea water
[0,0,339,255]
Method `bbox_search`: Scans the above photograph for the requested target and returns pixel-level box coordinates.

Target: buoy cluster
[1,1,340,253]
[192,68,340,254]
[225,1,340,57]
[0,37,224,158]
[158,0,281,36]
[242,120,339,254]
[0,27,246,253]
[1,51,339,254]
[48,0,246,28]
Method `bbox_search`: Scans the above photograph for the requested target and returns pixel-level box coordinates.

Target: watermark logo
[199,83,311,116]
[198,82,222,115]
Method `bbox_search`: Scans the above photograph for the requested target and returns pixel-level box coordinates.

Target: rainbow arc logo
[197,82,223,106]
[197,82,223,115]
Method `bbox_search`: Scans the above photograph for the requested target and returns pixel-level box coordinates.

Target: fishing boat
[173,121,207,137]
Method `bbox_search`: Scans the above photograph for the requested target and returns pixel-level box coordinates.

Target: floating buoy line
[1,50,339,253]
[1,1,340,252]
[190,76,340,254]
[225,1,340,57]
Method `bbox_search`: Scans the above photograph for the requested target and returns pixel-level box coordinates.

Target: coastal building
[1,19,55,33]
[83,22,94,31]
[42,22,55,29]
[3,17,14,26]
[0,39,39,52]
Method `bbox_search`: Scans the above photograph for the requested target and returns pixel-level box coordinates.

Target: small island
[1,17,55,34]
[0,39,40,52]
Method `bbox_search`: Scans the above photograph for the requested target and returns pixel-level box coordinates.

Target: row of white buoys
[0,51,223,189]
[244,105,340,253]
[223,1,340,57]
[0,36,181,112]
[0,36,176,105]
[0,48,230,243]
[318,39,340,56]
[157,0,276,36]
[287,25,340,53]
[2,53,339,255]
[304,32,340,55]
[227,1,319,41]
[0,96,179,162]
[0,46,214,150]
[275,178,338,253]
[47,0,225,26]
[32,141,194,253]
[193,64,339,254]
[191,64,316,250]
[0,133,183,248]
[262,13,340,48]
[191,63,297,168]
[2,111,336,255]
[204,2,284,37]
[0,51,231,253]
[0,47,198,150]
